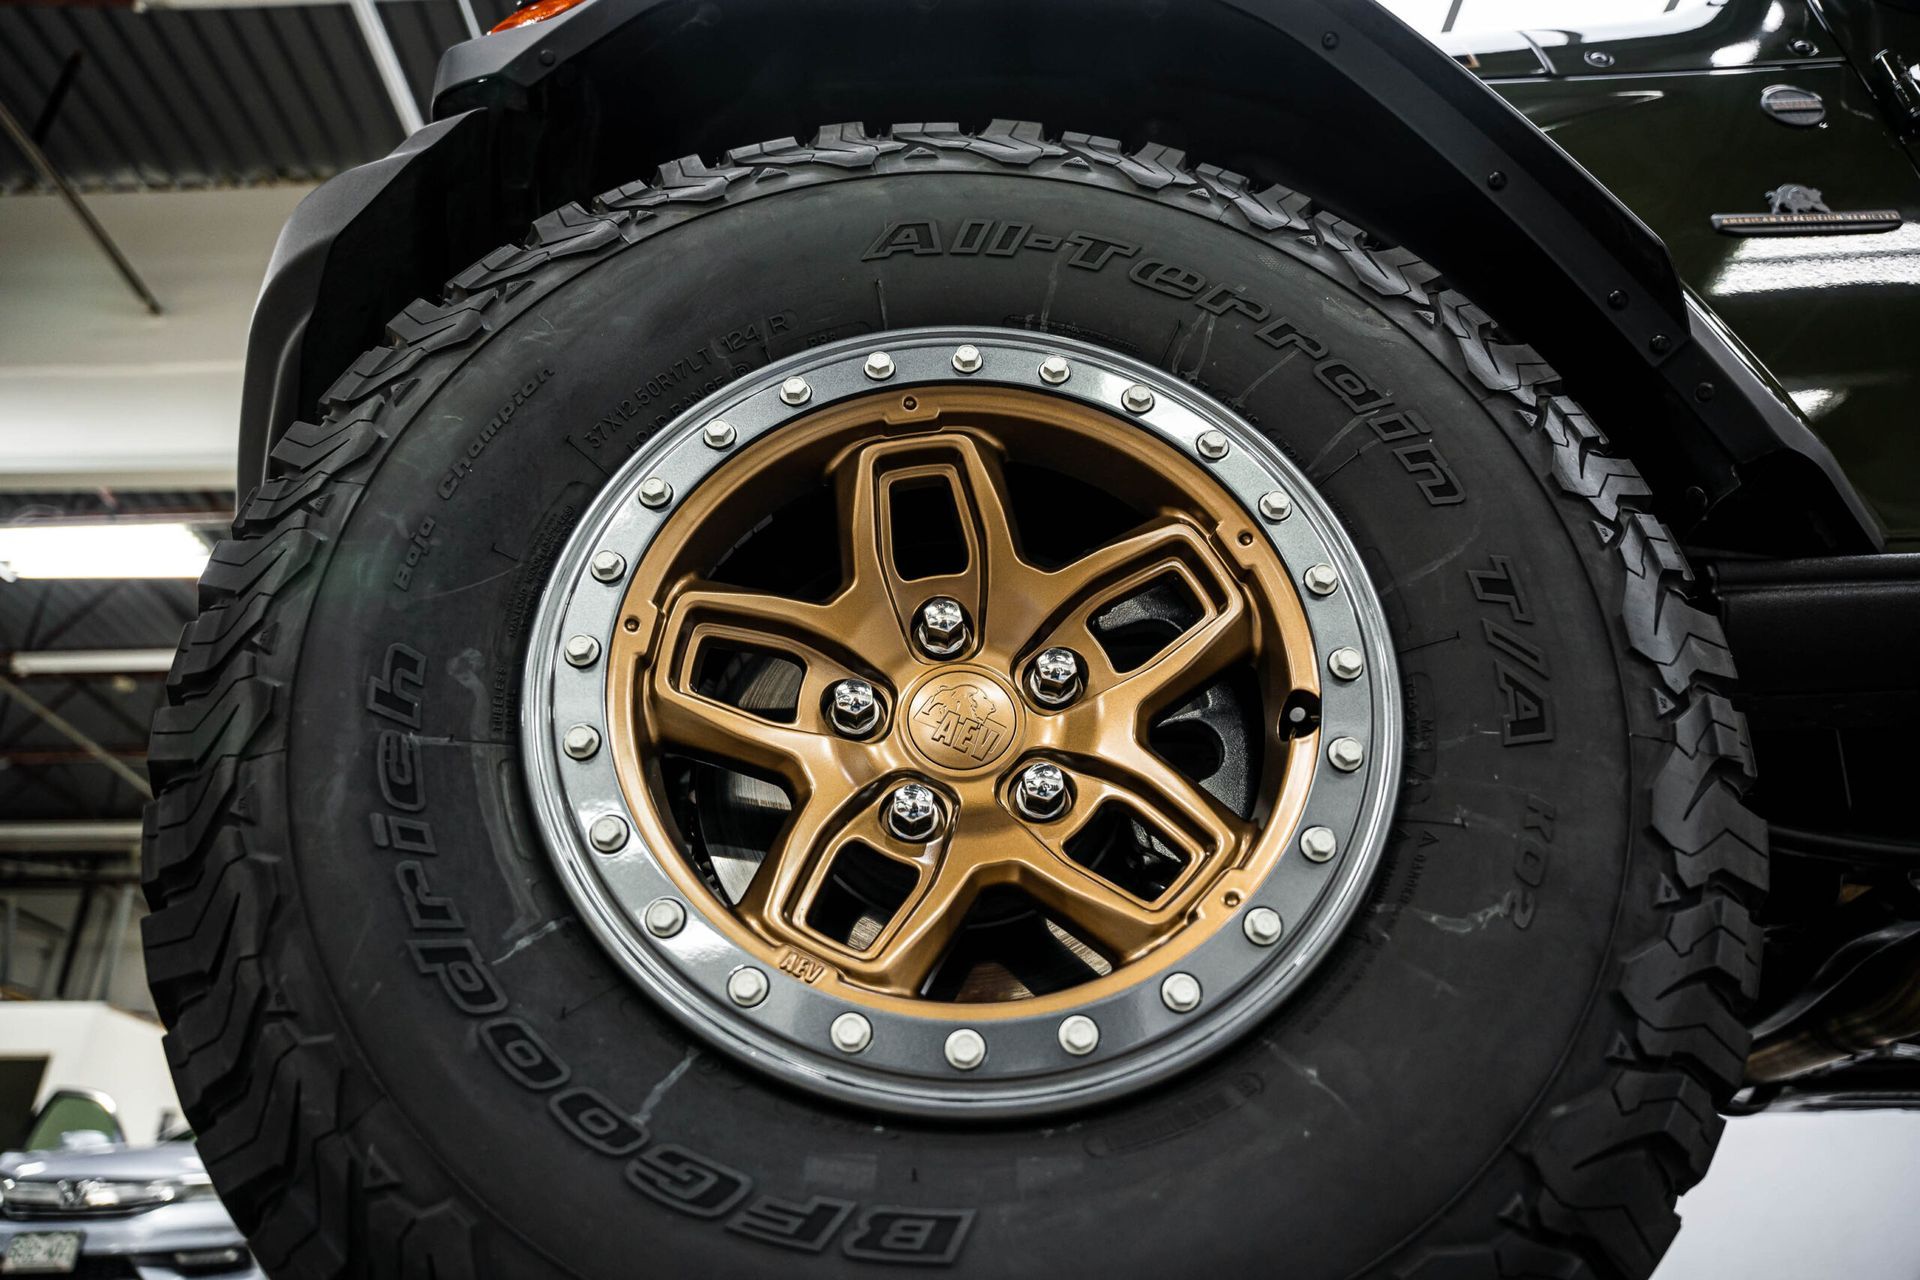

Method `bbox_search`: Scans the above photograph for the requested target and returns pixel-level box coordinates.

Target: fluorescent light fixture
[0,522,211,580]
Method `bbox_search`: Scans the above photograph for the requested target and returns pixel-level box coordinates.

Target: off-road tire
[144,121,1766,1279]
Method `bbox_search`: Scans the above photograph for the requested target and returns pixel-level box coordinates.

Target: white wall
[0,184,313,489]
[0,1001,179,1145]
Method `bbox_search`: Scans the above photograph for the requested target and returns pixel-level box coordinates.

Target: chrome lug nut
[1013,762,1071,822]
[914,596,970,657]
[562,724,601,760]
[886,782,945,843]
[1025,645,1083,708]
[827,678,883,738]
[1328,736,1365,772]
[1328,647,1364,681]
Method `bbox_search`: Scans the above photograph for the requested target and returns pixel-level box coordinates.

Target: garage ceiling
[0,0,523,194]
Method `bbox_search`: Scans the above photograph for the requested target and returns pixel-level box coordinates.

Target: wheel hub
[522,328,1402,1117]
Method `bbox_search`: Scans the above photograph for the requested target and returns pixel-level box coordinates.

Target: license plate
[2,1233,82,1275]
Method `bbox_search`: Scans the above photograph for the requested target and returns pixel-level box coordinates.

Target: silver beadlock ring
[521,328,1402,1119]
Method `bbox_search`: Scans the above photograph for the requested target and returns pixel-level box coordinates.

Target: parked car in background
[0,1090,259,1278]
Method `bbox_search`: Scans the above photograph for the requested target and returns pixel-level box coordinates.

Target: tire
[144,121,1766,1279]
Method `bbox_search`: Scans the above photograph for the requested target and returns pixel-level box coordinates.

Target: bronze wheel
[524,329,1401,1114]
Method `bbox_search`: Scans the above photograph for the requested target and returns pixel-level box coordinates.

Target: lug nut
[588,814,629,853]
[1300,825,1337,862]
[1328,736,1365,772]
[1058,1015,1100,1056]
[562,724,601,760]
[830,1011,872,1053]
[563,635,601,668]
[827,678,883,737]
[1025,646,1083,708]
[914,596,970,657]
[1258,490,1293,522]
[886,782,945,842]
[1243,906,1284,946]
[590,550,627,583]
[642,897,686,938]
[952,344,983,374]
[1161,972,1202,1013]
[726,966,770,1007]
[944,1028,987,1071]
[864,351,895,380]
[1013,762,1071,822]
[1303,564,1339,596]
[1328,647,1364,681]
[638,476,673,509]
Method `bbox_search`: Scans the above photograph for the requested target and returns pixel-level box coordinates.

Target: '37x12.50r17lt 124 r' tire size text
[144,122,1766,1279]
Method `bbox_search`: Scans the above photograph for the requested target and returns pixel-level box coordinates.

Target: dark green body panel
[1444,0,1920,546]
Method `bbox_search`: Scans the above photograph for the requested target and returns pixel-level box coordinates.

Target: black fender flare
[238,0,1880,553]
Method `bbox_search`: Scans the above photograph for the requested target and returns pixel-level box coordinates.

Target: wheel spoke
[1069,739,1254,867]
[1007,823,1170,961]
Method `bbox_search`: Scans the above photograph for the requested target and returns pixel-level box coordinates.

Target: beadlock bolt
[1195,430,1230,461]
[1025,646,1083,708]
[726,966,770,1008]
[1258,490,1293,522]
[1121,384,1156,414]
[702,420,737,449]
[945,1028,987,1071]
[865,351,896,380]
[590,550,627,583]
[1328,647,1364,681]
[1300,825,1337,862]
[1039,354,1071,385]
[1058,1015,1100,1056]
[828,678,883,738]
[779,376,812,406]
[1013,762,1071,822]
[1328,736,1365,772]
[563,635,601,668]
[562,724,601,760]
[1303,564,1339,596]
[638,476,673,509]
[915,596,970,657]
[642,897,686,938]
[1161,972,1203,1013]
[886,782,945,843]
[952,344,983,374]
[588,814,629,853]
[830,1011,873,1053]
[1243,906,1284,946]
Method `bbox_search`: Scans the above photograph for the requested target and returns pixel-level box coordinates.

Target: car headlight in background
[0,1174,220,1212]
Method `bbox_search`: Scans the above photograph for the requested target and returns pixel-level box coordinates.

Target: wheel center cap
[902,666,1022,773]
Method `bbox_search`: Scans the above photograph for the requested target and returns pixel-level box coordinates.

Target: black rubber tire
[144,122,1767,1280]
